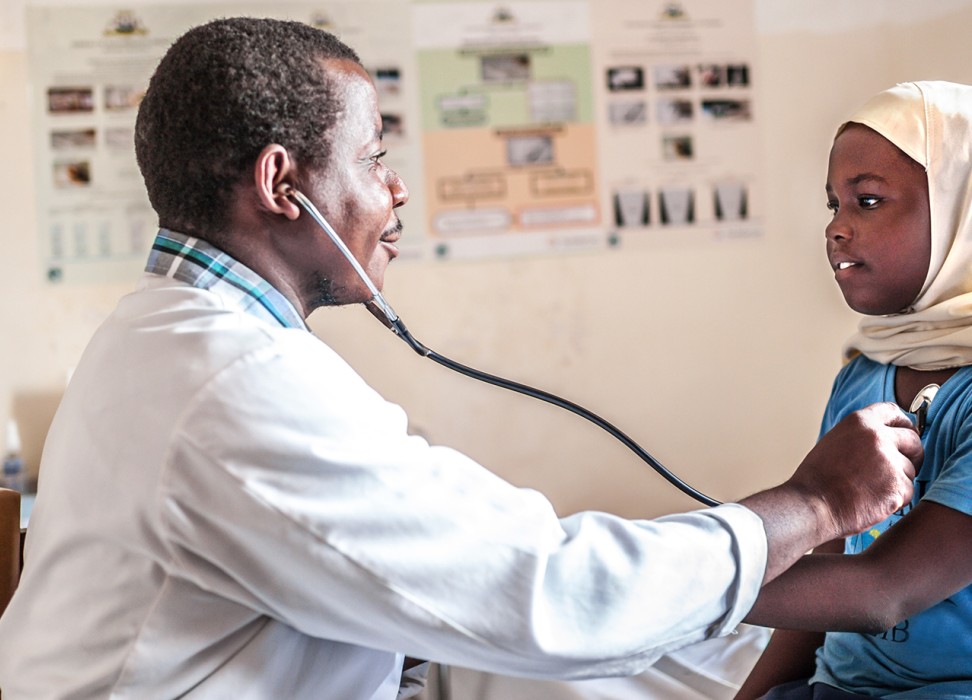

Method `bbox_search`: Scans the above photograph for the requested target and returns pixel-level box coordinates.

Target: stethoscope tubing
[288,188,721,507]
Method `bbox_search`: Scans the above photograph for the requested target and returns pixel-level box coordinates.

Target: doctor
[0,17,920,699]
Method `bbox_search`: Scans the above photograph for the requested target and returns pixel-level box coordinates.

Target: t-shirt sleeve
[923,407,972,517]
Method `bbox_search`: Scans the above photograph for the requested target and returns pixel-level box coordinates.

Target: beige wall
[3,0,972,518]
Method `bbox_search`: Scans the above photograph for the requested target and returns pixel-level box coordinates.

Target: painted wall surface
[2,0,972,519]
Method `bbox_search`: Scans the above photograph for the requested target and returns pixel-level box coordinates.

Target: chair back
[0,488,21,616]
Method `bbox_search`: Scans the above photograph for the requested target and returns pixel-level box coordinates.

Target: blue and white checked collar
[145,229,307,330]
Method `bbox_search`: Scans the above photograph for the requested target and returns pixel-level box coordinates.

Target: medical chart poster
[26,0,761,283]
[28,5,162,285]
[590,0,762,246]
[413,1,605,260]
[26,2,422,284]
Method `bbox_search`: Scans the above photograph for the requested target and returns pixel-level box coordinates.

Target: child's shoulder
[832,354,888,391]
[822,356,891,431]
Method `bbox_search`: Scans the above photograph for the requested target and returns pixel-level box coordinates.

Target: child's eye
[826,199,839,215]
[858,195,880,208]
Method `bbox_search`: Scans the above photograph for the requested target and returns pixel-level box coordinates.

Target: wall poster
[26,1,422,283]
[591,0,762,247]
[413,1,602,259]
[26,0,759,283]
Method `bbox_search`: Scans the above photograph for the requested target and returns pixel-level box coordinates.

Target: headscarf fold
[841,81,972,370]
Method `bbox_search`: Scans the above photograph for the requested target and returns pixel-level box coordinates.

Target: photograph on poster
[381,112,405,138]
[506,134,555,167]
[653,64,691,89]
[481,53,531,82]
[381,112,404,137]
[656,98,693,124]
[53,161,90,188]
[659,187,695,225]
[48,87,94,114]
[726,63,750,86]
[373,66,401,96]
[606,66,644,91]
[714,182,748,221]
[50,128,96,150]
[701,98,751,121]
[662,135,693,160]
[608,100,647,126]
[697,63,723,86]
[104,85,143,112]
[613,189,650,227]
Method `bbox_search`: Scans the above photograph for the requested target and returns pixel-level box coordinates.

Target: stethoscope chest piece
[909,383,940,436]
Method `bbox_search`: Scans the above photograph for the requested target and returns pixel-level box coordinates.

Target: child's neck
[894,366,960,410]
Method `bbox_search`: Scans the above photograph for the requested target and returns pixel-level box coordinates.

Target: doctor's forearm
[738,485,835,585]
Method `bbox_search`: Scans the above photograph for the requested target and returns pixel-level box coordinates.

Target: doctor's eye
[370,150,387,167]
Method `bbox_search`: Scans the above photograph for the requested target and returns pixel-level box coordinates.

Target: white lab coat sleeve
[158,332,767,681]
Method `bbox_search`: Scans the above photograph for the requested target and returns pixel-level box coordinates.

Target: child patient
[736,81,972,699]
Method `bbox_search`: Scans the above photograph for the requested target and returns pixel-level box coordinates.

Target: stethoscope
[283,185,721,507]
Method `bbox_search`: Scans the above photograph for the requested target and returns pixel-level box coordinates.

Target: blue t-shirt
[810,356,972,698]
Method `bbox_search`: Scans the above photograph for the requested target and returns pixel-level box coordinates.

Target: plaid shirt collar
[145,229,307,331]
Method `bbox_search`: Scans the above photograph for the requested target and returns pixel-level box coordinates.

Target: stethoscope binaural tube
[285,187,721,507]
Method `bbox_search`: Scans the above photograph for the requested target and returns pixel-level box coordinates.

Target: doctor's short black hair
[134,17,360,237]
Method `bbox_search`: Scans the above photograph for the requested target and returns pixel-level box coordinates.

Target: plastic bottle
[2,419,25,493]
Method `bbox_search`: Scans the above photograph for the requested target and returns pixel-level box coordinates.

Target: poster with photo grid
[26,0,758,283]
[590,0,761,247]
[26,1,422,283]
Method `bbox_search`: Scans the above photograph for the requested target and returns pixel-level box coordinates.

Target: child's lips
[830,250,861,271]
[830,256,863,282]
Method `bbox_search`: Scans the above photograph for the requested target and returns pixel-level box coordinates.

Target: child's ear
[254,144,300,221]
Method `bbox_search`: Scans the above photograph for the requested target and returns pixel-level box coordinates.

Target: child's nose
[825,214,851,242]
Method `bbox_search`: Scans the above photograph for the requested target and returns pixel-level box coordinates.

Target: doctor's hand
[792,401,921,538]
[739,402,921,585]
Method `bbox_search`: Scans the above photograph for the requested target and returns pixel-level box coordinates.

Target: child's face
[825,123,931,316]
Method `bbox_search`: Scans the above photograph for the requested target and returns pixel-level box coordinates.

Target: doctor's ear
[255,144,301,221]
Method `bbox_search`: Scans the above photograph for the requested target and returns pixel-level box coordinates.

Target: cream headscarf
[841,81,972,370]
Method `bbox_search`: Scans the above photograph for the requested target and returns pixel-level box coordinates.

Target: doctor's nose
[388,169,408,208]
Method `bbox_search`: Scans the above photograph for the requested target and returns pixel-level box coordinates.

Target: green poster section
[417,44,595,131]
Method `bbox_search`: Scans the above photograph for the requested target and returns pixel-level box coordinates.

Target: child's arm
[735,502,972,698]
[744,500,972,631]
[733,629,824,700]
[733,540,842,700]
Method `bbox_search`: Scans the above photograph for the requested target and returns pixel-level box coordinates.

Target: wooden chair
[0,487,21,617]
